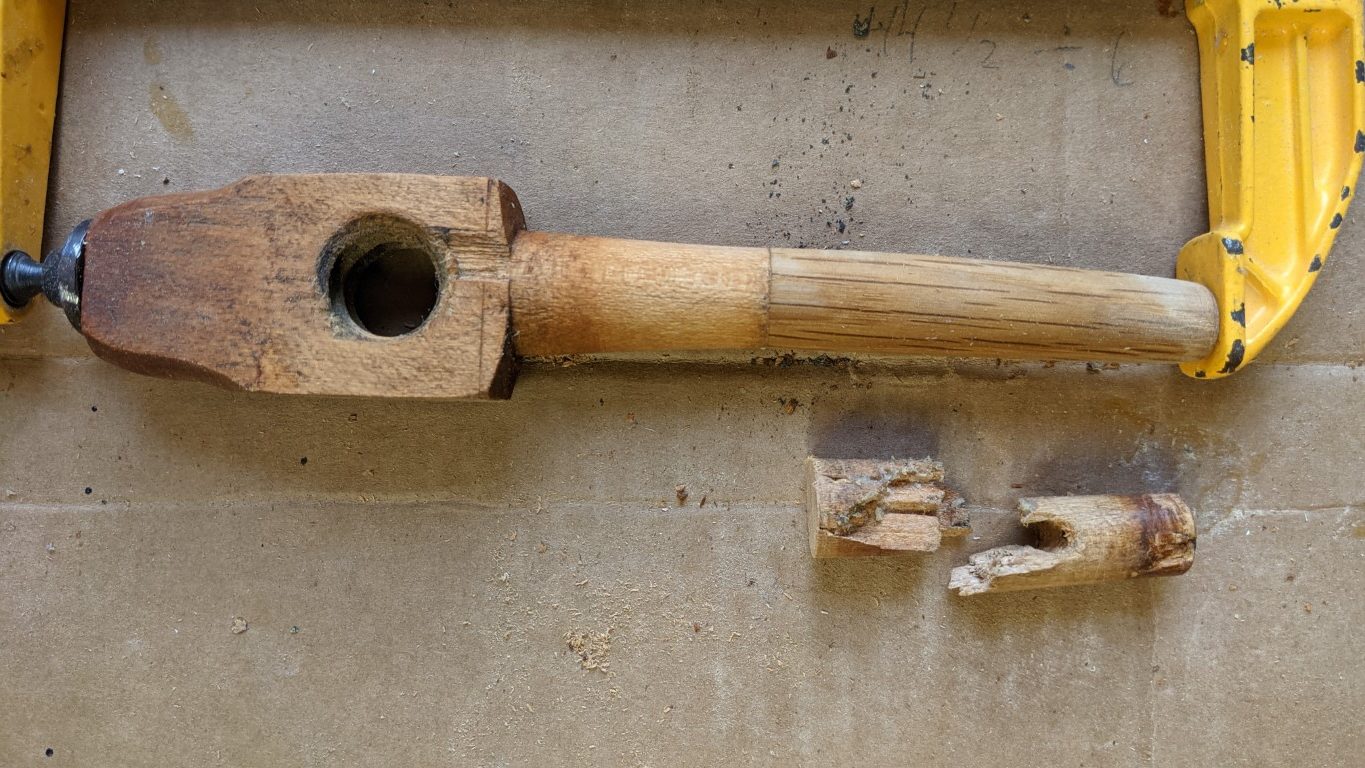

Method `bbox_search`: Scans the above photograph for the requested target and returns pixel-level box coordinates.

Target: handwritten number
[980,40,1000,69]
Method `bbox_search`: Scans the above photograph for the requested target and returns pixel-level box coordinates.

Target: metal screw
[0,251,44,307]
[0,220,90,330]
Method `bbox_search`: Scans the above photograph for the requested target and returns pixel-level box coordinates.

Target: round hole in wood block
[324,215,443,337]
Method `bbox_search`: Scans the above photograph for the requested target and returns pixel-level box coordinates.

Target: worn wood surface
[805,457,969,558]
[949,494,1196,595]
[81,174,523,398]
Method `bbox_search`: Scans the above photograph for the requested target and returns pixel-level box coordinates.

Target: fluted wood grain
[768,249,1218,362]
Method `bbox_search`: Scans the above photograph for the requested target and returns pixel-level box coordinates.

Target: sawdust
[564,629,612,671]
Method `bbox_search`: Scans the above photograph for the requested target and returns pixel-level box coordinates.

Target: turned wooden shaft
[512,232,1219,363]
[510,231,767,354]
[948,494,1196,595]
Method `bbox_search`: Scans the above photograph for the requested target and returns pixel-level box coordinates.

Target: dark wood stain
[1135,494,1196,576]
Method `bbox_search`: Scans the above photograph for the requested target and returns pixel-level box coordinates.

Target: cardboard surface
[2,1,1362,765]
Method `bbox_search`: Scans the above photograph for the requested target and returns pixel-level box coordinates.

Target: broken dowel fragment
[948,494,1196,595]
[805,457,970,558]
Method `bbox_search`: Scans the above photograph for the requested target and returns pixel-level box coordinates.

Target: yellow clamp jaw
[1179,0,1365,378]
[0,0,65,324]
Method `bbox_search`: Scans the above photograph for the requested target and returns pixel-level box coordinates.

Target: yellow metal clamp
[1179,0,1365,378]
[0,0,64,324]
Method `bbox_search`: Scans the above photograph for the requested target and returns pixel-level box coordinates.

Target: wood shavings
[564,629,612,671]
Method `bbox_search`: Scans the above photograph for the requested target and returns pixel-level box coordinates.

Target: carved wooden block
[81,175,524,398]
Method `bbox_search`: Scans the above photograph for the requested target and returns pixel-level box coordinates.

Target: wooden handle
[74,175,1219,399]
[512,232,1218,363]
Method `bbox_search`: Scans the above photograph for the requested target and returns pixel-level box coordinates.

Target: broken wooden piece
[948,494,1196,595]
[805,457,969,558]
